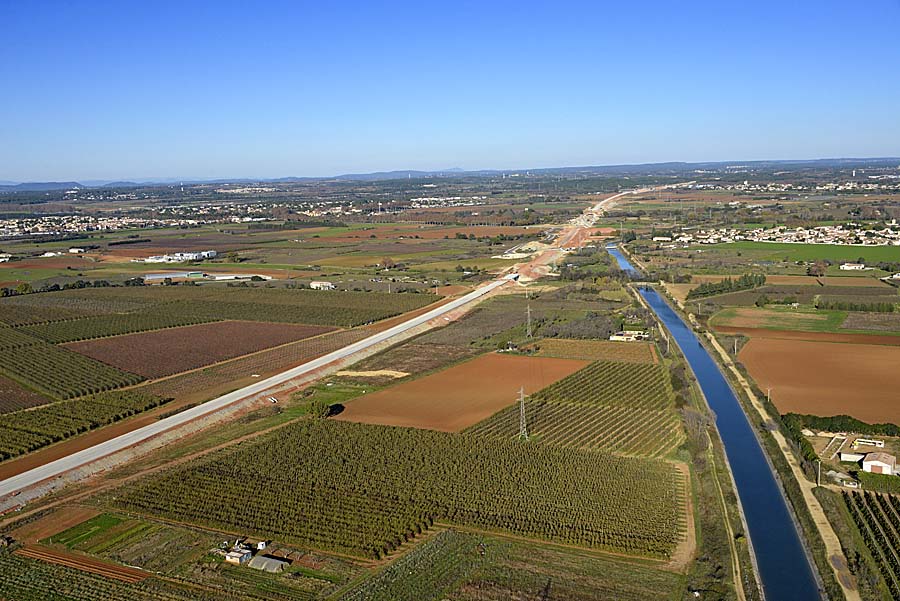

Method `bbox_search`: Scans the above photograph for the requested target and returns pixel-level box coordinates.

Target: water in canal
[607,245,820,600]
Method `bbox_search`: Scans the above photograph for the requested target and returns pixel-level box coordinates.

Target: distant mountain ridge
[2,157,898,192]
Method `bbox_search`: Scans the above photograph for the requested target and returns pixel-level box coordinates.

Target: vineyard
[0,391,170,460]
[843,491,900,598]
[22,308,221,343]
[466,401,684,458]
[112,420,686,560]
[339,530,483,601]
[531,361,674,410]
[0,340,144,400]
[530,338,657,363]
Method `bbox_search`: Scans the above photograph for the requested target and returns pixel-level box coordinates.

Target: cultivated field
[843,491,900,599]
[112,419,687,560]
[739,338,900,424]
[0,374,51,414]
[532,361,675,410]
[711,307,846,331]
[530,338,657,363]
[468,401,683,458]
[0,391,169,460]
[335,353,588,431]
[66,321,335,378]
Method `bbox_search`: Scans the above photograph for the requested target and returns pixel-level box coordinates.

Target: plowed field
[739,338,900,424]
[336,353,588,431]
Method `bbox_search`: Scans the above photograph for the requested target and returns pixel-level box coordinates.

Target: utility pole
[816,459,821,487]
[526,304,532,339]
[767,387,772,404]
[518,387,528,440]
[733,338,738,356]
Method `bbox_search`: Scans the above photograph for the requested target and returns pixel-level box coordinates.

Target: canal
[607,245,820,600]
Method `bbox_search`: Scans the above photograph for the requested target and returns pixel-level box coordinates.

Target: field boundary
[14,544,148,583]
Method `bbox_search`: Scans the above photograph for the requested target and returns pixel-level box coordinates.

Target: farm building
[310,281,336,290]
[840,263,866,271]
[840,452,866,463]
[248,555,289,573]
[225,550,252,565]
[863,452,896,475]
[609,330,650,342]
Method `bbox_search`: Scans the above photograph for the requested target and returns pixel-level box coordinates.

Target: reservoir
[608,245,820,600]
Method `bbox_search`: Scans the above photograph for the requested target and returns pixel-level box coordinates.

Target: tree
[380,257,396,269]
[308,397,332,418]
[15,282,32,295]
[806,261,826,277]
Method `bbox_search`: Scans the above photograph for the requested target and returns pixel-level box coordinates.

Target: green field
[698,241,900,263]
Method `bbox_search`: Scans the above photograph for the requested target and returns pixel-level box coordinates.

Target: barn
[863,452,896,476]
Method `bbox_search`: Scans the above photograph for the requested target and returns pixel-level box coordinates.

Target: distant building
[225,550,252,565]
[68,247,85,254]
[840,263,866,271]
[248,555,288,573]
[310,281,336,290]
[652,236,672,242]
[609,330,650,342]
[863,452,896,475]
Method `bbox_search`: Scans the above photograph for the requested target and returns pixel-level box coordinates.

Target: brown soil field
[711,307,835,330]
[739,338,900,424]
[0,375,53,414]
[335,353,589,432]
[15,544,148,583]
[66,321,336,378]
[435,284,470,296]
[10,506,101,543]
[715,326,900,346]
[529,339,657,363]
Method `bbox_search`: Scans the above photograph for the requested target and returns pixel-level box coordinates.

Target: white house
[68,247,85,254]
[310,281,335,290]
[840,263,866,271]
[863,452,896,475]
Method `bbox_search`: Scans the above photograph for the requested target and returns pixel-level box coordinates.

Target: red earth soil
[739,337,900,424]
[335,353,589,432]
[15,544,148,583]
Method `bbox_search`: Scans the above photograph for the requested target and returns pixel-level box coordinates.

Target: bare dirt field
[715,326,900,346]
[335,353,589,432]
[10,506,101,543]
[739,338,900,424]
[67,321,336,378]
[15,544,148,583]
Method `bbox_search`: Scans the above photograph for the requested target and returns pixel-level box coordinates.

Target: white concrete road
[0,276,512,500]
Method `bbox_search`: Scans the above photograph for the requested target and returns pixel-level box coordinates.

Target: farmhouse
[840,263,866,271]
[310,281,336,290]
[225,550,251,565]
[863,452,896,475]
[68,247,85,254]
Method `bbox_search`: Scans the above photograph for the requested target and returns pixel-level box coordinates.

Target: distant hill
[0,181,83,192]
[2,157,898,191]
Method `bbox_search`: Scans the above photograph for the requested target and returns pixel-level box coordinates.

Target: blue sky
[2,0,899,181]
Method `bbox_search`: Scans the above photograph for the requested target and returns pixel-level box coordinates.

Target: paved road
[0,277,512,500]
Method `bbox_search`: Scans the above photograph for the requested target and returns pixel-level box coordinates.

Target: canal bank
[609,244,821,600]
